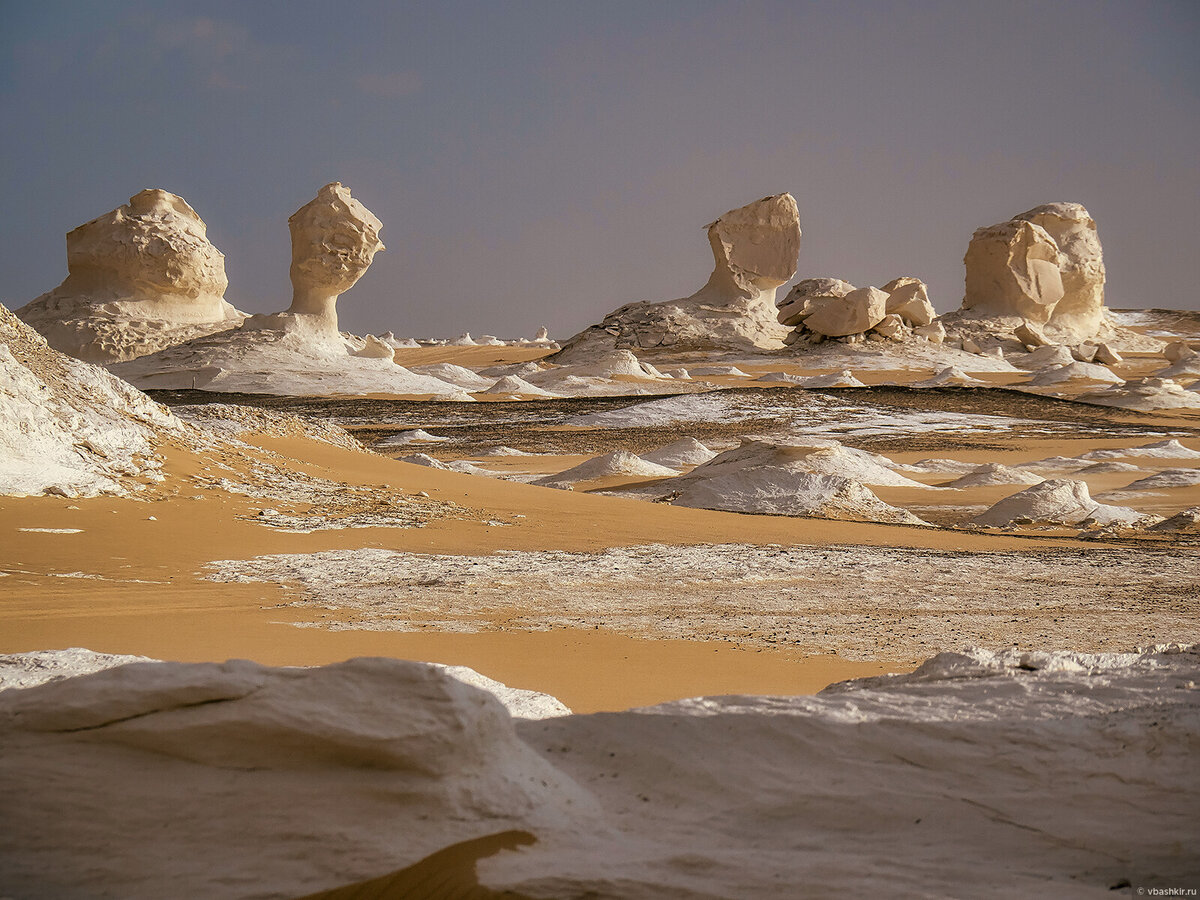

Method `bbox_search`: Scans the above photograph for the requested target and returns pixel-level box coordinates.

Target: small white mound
[375,429,448,447]
[450,332,477,346]
[476,446,528,457]
[482,375,558,397]
[971,479,1148,528]
[946,464,1045,488]
[639,437,717,468]
[1080,440,1200,460]
[1027,361,1124,386]
[688,365,750,377]
[672,469,925,524]
[1013,344,1076,370]
[1016,456,1092,472]
[797,369,866,388]
[547,350,663,380]
[1115,469,1200,492]
[478,361,543,378]
[1078,461,1143,474]
[535,450,680,486]
[675,439,926,488]
[441,389,477,402]
[1080,378,1200,412]
[897,458,984,475]
[408,363,496,391]
[914,366,982,387]
[397,453,447,468]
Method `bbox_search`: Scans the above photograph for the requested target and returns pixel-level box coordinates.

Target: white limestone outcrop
[555,194,801,355]
[16,189,245,362]
[950,202,1120,345]
[110,185,465,397]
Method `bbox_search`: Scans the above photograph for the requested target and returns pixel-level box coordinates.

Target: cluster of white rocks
[776,276,940,346]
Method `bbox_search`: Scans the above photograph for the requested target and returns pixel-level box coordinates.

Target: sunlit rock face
[957,201,1107,342]
[962,219,1066,325]
[16,189,244,363]
[1013,202,1105,337]
[555,193,802,356]
[285,182,385,330]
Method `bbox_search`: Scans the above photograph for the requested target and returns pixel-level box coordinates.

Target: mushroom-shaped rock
[1013,203,1104,336]
[286,182,385,329]
[804,287,889,338]
[554,193,801,356]
[962,220,1065,324]
[884,279,935,326]
[775,277,855,326]
[16,189,244,362]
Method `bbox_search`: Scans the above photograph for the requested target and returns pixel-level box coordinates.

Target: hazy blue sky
[2,1,1197,339]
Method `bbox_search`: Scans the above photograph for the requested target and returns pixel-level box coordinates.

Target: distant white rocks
[555,193,801,355]
[110,184,467,397]
[535,450,679,488]
[618,439,929,525]
[16,189,245,363]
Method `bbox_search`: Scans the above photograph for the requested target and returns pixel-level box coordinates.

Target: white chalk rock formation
[482,375,559,397]
[555,194,801,355]
[947,463,1044,488]
[962,219,1065,323]
[285,182,385,331]
[882,278,936,326]
[671,468,925,523]
[913,366,984,387]
[535,450,679,487]
[1079,377,1200,412]
[16,189,244,362]
[951,202,1117,345]
[971,479,1147,528]
[110,185,464,397]
[914,320,946,343]
[775,277,855,326]
[802,286,889,338]
[1013,203,1105,336]
[0,302,184,497]
[1026,361,1124,386]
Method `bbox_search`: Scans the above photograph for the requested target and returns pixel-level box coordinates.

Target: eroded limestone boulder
[803,286,889,338]
[775,278,855,327]
[962,220,1065,324]
[17,189,244,362]
[1013,203,1104,336]
[884,279,935,327]
[286,182,385,331]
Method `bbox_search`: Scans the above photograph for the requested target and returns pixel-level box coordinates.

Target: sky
[1,0,1197,341]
